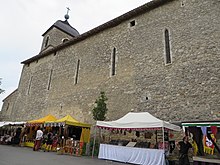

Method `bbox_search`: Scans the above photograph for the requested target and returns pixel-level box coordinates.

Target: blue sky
[0,0,149,109]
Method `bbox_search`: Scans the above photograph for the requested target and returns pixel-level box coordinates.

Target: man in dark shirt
[176,136,192,165]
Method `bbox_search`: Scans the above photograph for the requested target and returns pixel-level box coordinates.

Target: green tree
[92,91,108,121]
[0,78,4,94]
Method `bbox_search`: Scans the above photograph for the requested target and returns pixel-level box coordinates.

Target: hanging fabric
[201,126,207,136]
[203,134,216,155]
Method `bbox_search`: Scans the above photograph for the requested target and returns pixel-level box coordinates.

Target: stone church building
[0,0,219,124]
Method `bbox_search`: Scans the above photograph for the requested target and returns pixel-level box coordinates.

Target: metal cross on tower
[66,7,70,15]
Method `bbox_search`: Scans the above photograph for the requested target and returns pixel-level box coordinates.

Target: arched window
[62,38,69,43]
[111,47,116,76]
[75,59,80,84]
[47,70,53,90]
[45,36,49,47]
[164,29,171,64]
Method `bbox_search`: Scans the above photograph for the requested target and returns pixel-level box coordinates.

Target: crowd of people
[0,134,13,144]
[33,127,59,152]
[0,127,22,145]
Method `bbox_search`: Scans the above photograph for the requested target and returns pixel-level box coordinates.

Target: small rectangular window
[181,0,186,7]
[130,20,136,27]
[75,59,80,84]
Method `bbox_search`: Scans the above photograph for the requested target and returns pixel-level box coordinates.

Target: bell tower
[40,8,80,52]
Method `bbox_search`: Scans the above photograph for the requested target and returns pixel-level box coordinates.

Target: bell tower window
[45,36,49,47]
[62,38,69,43]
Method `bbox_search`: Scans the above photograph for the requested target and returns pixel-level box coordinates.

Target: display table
[193,156,220,165]
[98,144,165,165]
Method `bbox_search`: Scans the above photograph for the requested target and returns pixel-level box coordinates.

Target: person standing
[51,134,59,151]
[176,136,192,165]
[44,131,53,152]
[33,127,43,151]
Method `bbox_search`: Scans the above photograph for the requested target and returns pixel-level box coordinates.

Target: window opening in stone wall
[6,103,9,111]
[164,29,172,64]
[130,20,136,27]
[111,47,116,76]
[27,76,33,95]
[75,59,80,84]
[181,0,186,7]
[47,69,53,90]
[62,38,69,43]
[45,36,49,47]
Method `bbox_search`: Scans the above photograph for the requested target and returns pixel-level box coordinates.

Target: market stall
[182,121,220,165]
[95,112,181,165]
[0,121,26,128]
[27,114,57,126]
[44,115,91,142]
[44,115,91,155]
[23,114,57,147]
[0,121,26,145]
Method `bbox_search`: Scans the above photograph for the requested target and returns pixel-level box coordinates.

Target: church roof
[42,20,80,37]
[2,89,18,102]
[22,0,173,64]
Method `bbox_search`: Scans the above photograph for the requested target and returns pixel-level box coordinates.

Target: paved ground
[0,145,125,165]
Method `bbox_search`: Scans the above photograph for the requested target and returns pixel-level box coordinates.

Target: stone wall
[0,90,17,121]
[2,0,220,124]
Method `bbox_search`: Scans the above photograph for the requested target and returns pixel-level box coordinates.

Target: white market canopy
[96,112,181,131]
[0,121,26,128]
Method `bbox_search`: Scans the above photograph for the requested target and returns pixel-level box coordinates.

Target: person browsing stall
[176,136,192,165]
[33,127,43,151]
[44,131,53,152]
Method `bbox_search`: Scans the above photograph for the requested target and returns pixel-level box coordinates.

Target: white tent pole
[92,125,97,158]
[162,126,165,151]
[182,126,186,133]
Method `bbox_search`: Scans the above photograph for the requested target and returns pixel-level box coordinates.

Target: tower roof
[42,19,80,37]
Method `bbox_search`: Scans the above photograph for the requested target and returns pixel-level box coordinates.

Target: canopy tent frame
[182,121,220,133]
[92,112,181,157]
[44,115,91,128]
[182,121,220,127]
[44,115,91,144]
[0,121,26,128]
[26,114,57,127]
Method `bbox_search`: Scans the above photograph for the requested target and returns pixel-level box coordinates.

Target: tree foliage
[92,91,108,121]
[0,78,4,94]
